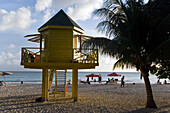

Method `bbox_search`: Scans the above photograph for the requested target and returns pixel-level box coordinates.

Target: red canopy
[107,72,121,76]
[85,73,101,77]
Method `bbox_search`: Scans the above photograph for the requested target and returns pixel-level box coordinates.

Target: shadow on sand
[0,94,74,112]
[123,104,170,113]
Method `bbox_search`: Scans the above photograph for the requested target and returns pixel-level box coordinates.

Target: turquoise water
[0,71,165,85]
[0,71,170,84]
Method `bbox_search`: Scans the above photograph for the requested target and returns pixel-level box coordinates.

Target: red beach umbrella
[107,72,121,76]
[85,73,101,77]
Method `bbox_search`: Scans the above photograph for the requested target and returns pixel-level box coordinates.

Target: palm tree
[83,0,170,108]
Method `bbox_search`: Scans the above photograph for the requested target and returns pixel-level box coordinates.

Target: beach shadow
[0,94,41,100]
[161,104,170,109]
[48,97,74,104]
[0,102,54,112]
[0,94,75,112]
[127,104,170,113]
[0,94,41,106]
[122,107,161,113]
[0,94,73,112]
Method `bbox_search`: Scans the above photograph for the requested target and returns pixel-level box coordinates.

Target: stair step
[57,86,65,88]
[55,91,65,93]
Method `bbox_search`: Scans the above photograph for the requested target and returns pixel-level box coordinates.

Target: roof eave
[38,25,75,32]
[73,26,84,34]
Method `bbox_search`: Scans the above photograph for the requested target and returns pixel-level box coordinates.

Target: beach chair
[109,79,118,84]
[109,80,114,84]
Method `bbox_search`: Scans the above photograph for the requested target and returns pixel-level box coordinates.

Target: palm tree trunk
[142,72,157,108]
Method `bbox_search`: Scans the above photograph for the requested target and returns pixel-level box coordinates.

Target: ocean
[1,71,168,85]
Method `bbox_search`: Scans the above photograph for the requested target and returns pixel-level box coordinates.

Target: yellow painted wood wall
[44,28,73,63]
[40,27,84,63]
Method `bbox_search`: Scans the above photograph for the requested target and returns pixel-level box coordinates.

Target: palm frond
[82,37,111,49]
[113,57,135,70]
[149,38,170,61]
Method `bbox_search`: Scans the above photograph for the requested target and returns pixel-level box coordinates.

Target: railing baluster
[21,47,98,64]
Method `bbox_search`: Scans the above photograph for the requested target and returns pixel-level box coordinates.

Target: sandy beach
[0,83,170,113]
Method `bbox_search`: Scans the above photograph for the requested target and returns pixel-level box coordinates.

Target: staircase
[48,69,55,90]
[48,69,67,97]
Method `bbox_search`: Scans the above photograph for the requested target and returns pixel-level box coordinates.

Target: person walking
[121,76,125,87]
[98,74,102,83]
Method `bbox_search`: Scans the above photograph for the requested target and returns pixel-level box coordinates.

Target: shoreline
[4,80,169,85]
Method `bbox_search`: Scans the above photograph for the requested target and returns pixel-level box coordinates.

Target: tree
[150,59,170,79]
[83,0,170,108]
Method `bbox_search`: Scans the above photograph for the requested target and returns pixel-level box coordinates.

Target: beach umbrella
[107,72,121,76]
[0,72,13,84]
[0,72,13,76]
[85,73,101,77]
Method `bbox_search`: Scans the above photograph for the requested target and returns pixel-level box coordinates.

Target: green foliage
[83,0,170,79]
[151,60,170,79]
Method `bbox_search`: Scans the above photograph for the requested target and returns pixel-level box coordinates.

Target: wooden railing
[73,48,98,64]
[21,47,98,64]
[21,47,44,63]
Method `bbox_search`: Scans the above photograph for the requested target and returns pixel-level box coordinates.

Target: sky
[0,0,137,72]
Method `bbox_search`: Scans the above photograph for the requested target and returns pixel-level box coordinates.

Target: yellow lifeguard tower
[21,9,98,102]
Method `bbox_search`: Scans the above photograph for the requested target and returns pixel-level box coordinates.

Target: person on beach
[157,79,161,85]
[87,77,89,82]
[68,79,71,85]
[164,80,167,84]
[86,77,90,84]
[2,80,4,85]
[111,78,115,82]
[121,76,125,87]
[106,78,110,84]
[98,75,102,83]
[0,81,3,86]
[29,53,35,62]
[94,79,96,82]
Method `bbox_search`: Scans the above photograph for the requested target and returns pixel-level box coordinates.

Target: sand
[0,83,170,113]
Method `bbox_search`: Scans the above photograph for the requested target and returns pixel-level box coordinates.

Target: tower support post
[42,68,49,101]
[72,68,78,101]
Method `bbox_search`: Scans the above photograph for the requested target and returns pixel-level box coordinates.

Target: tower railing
[73,48,98,64]
[21,47,98,64]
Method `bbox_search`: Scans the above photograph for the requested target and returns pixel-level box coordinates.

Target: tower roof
[38,9,83,31]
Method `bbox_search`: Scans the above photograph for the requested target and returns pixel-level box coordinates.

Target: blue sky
[0,0,137,72]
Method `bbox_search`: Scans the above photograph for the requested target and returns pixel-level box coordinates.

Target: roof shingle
[38,9,83,30]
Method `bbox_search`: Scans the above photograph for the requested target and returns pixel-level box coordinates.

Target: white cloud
[95,55,116,72]
[35,0,52,12]
[35,0,103,21]
[52,0,77,9]
[0,7,36,31]
[12,59,20,65]
[67,0,103,21]
[8,44,16,49]
[43,9,52,22]
[7,52,15,58]
[35,0,76,12]
[0,52,6,64]
[0,51,20,65]
[83,54,136,72]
